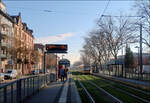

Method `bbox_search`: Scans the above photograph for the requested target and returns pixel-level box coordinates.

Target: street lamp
[0,22,1,72]
[135,46,140,80]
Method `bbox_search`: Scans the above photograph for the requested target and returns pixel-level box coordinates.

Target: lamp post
[0,21,1,72]
[43,51,46,74]
[56,55,60,81]
[135,46,140,80]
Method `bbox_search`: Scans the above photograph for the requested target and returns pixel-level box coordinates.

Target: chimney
[19,12,21,17]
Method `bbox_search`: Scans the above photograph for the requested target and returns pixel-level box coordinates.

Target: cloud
[35,33,73,44]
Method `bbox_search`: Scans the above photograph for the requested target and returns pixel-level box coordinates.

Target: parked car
[0,73,4,81]
[4,69,17,79]
[39,69,44,74]
[46,69,50,73]
[32,70,39,75]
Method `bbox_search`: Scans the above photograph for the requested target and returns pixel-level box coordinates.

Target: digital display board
[45,44,68,53]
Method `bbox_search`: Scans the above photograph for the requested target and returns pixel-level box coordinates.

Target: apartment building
[0,1,14,72]
[34,43,44,70]
[11,14,34,75]
[0,0,34,75]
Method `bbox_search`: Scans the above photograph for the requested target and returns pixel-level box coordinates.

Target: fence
[98,68,150,82]
[0,73,56,103]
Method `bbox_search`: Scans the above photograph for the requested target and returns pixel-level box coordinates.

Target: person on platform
[64,67,68,80]
[60,65,65,82]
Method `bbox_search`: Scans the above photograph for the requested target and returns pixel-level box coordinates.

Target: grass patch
[79,76,111,103]
[73,76,91,103]
[89,75,150,101]
[83,75,144,103]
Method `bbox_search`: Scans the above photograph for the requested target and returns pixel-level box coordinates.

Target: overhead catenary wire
[7,6,95,15]
[7,7,54,12]
[98,0,111,23]
[7,0,111,16]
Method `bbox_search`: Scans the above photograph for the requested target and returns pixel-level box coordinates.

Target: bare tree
[81,29,111,71]
[134,0,150,47]
[97,16,137,60]
[80,37,97,69]
[81,14,137,74]
[73,61,82,67]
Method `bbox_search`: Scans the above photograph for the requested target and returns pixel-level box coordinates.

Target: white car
[4,69,17,79]
[0,73,4,81]
[32,70,39,75]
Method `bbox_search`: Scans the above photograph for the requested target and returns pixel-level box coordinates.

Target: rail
[77,77,95,103]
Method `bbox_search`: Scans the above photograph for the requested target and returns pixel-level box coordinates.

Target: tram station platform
[24,73,81,103]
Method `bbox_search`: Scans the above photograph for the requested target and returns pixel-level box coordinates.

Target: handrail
[0,73,54,103]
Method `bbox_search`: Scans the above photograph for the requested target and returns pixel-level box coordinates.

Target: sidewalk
[24,82,63,103]
[24,73,81,103]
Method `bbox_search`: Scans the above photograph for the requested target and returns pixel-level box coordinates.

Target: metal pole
[0,21,2,72]
[140,23,143,79]
[56,54,58,81]
[138,47,139,80]
[43,52,46,74]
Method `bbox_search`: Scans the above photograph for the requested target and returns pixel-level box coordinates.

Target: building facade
[0,0,34,75]
[11,14,34,75]
[11,13,22,75]
[0,1,14,72]
[34,43,44,70]
[22,23,34,74]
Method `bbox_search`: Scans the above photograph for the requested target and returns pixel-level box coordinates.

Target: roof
[59,59,70,62]
[59,59,70,66]
[22,22,34,38]
[0,1,5,6]
[10,16,19,24]
[34,43,44,51]
[0,9,14,23]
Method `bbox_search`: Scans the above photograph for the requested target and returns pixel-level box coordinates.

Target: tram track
[76,75,123,103]
[90,75,150,100]
[77,76,95,103]
[92,73,150,93]
[78,76,122,103]
[85,75,150,103]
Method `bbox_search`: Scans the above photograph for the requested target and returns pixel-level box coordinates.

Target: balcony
[1,42,9,48]
[1,54,7,59]
[1,30,9,38]
[1,23,11,28]
[0,53,11,60]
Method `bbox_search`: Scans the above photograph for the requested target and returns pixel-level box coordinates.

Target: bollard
[4,87,7,103]
[38,76,40,91]
[11,85,13,103]
[33,77,34,94]
[16,79,21,103]
[24,79,25,97]
[27,78,29,96]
